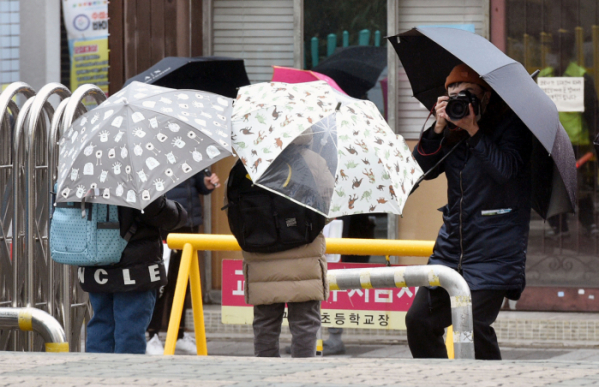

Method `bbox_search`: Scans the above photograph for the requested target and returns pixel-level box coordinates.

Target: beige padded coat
[242,233,329,305]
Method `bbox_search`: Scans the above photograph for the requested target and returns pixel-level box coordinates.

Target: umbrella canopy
[55,81,233,210]
[388,27,577,219]
[123,56,250,98]
[271,66,347,95]
[232,81,422,217]
[313,46,387,98]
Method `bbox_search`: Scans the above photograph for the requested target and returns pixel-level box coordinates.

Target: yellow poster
[70,38,109,94]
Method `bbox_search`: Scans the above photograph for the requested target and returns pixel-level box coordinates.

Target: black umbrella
[388,27,577,219]
[313,46,387,99]
[124,56,250,98]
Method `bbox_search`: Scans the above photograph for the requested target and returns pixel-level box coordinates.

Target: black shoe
[322,339,345,355]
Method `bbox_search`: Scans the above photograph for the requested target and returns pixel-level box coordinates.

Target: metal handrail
[0,81,106,352]
[12,97,35,314]
[0,307,68,352]
[165,234,473,359]
[24,83,71,351]
[51,84,105,351]
[328,265,474,359]
[167,234,435,257]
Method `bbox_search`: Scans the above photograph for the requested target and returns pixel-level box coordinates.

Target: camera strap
[410,138,466,195]
[412,101,469,194]
[416,105,444,156]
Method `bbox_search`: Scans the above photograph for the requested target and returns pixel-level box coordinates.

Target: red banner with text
[221,260,418,330]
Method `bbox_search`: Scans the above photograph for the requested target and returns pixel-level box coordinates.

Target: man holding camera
[406,63,533,360]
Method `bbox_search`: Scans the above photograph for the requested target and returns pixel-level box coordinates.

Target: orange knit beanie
[445,63,490,91]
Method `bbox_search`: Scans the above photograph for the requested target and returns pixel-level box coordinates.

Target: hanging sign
[538,77,585,112]
[62,0,109,95]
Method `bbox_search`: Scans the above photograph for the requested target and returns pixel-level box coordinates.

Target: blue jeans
[87,290,157,354]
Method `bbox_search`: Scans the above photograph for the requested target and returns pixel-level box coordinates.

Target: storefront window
[304,0,389,262]
[506,0,599,288]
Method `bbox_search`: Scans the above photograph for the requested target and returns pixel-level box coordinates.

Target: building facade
[14,0,598,311]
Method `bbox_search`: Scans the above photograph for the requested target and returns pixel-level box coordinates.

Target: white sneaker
[146,334,164,355]
[175,332,197,355]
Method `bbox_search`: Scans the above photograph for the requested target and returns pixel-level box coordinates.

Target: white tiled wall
[0,0,19,87]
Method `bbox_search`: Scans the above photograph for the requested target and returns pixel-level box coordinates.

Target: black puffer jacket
[414,110,532,300]
[79,196,188,293]
[165,172,213,228]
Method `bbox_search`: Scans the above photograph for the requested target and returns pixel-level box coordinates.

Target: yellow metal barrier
[165,234,436,356]
[163,242,208,356]
[168,234,434,261]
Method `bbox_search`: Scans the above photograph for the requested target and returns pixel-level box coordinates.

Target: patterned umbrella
[55,81,233,210]
[232,81,422,217]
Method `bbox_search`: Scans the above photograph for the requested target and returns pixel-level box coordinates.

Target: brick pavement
[2,352,599,386]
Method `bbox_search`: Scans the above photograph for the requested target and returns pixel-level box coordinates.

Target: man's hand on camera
[449,103,479,137]
[204,173,220,190]
[433,96,449,134]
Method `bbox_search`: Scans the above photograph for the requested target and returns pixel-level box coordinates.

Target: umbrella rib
[255,182,328,218]
[124,103,143,210]
[479,61,519,80]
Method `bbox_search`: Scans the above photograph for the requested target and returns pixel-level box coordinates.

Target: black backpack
[224,159,325,253]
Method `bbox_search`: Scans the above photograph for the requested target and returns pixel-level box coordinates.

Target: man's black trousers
[405,286,506,360]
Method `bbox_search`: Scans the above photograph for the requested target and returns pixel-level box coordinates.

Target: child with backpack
[76,195,187,354]
[225,132,333,357]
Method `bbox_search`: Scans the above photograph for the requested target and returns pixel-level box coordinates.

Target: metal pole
[12,97,36,309]
[202,195,212,303]
[57,84,106,350]
[11,97,35,350]
[25,84,70,351]
[167,234,435,258]
[47,97,71,334]
[0,83,36,351]
[327,265,474,359]
[0,84,36,309]
[0,83,36,343]
[61,84,106,128]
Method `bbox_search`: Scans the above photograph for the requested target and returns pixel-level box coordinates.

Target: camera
[446,90,480,121]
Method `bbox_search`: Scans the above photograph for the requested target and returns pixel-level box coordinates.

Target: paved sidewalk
[199,305,599,348]
[205,337,599,361]
[2,351,599,386]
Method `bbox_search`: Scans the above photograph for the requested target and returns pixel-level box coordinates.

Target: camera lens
[446,100,469,120]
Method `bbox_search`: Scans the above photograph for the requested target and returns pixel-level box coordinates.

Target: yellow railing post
[189,246,208,355]
[445,325,455,359]
[164,243,207,355]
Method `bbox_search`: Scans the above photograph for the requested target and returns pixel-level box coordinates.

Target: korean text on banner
[221,260,418,330]
[70,39,109,93]
[538,77,585,112]
[62,1,109,95]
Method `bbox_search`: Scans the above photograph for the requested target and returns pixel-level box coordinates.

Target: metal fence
[0,81,106,351]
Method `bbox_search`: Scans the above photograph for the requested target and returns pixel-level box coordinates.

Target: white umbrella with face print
[55,81,233,210]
